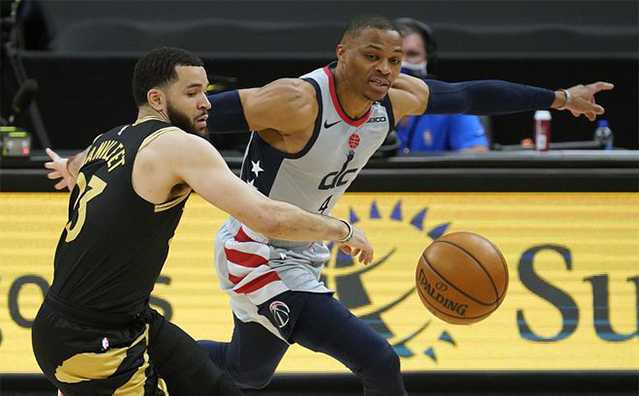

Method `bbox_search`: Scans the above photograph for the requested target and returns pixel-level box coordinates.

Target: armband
[207,90,250,133]
[556,89,572,110]
[337,220,353,243]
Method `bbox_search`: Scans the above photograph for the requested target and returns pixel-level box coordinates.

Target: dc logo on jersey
[318,150,358,191]
[269,301,291,328]
[321,200,457,364]
[367,116,387,124]
[348,134,361,149]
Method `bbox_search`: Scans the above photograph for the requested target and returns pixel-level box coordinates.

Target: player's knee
[381,343,401,374]
[366,341,401,378]
[232,367,274,389]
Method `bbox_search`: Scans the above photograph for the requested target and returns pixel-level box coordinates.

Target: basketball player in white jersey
[199,14,613,396]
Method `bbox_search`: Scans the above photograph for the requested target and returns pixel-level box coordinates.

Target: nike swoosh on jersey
[323,120,341,129]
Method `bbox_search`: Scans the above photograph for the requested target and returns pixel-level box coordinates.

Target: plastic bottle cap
[534,110,552,120]
[598,120,609,127]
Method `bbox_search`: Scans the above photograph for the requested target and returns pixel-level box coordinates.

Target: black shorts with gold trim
[32,292,228,396]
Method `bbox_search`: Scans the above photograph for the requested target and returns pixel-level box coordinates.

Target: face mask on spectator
[401,60,428,78]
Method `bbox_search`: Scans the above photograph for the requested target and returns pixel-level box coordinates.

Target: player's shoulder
[254,78,318,129]
[389,74,430,117]
[389,74,429,97]
[242,77,317,114]
[140,125,185,149]
[139,126,211,158]
[264,77,316,103]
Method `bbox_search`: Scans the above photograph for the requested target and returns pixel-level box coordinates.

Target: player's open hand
[338,225,374,265]
[45,148,75,191]
[560,82,614,121]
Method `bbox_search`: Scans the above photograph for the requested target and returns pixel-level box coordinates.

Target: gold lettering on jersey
[106,149,125,171]
[85,140,126,172]
[94,140,117,160]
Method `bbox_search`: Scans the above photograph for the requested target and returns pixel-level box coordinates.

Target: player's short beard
[166,102,201,136]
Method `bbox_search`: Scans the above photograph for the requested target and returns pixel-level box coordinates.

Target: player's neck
[137,106,171,124]
[333,69,373,120]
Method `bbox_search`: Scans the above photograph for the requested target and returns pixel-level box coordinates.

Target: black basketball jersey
[50,117,190,317]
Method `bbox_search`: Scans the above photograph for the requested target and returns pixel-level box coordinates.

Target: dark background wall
[1,0,637,151]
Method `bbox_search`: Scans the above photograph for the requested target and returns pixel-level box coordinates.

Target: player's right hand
[338,225,374,265]
[561,81,614,121]
[45,148,75,191]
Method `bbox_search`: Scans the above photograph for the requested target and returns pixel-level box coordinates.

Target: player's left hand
[559,82,614,121]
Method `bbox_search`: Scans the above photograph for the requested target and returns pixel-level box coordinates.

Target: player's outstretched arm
[44,147,88,191]
[390,73,614,122]
[165,132,374,263]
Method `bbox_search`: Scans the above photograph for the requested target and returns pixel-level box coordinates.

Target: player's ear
[147,88,166,112]
[336,44,347,62]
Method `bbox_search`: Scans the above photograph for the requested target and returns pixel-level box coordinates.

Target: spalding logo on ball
[415,232,509,325]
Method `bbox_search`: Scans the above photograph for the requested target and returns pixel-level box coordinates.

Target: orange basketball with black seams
[415,232,509,325]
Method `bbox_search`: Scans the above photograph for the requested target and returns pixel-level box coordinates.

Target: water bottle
[594,120,614,150]
[534,110,551,151]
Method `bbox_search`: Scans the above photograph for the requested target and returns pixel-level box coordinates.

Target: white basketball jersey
[239,64,394,217]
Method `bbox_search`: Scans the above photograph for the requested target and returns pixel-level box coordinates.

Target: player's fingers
[47,171,61,179]
[45,148,60,160]
[351,248,361,257]
[360,250,370,264]
[364,250,373,265]
[44,162,55,169]
[591,82,614,92]
[339,244,352,255]
[54,180,67,190]
[580,102,604,116]
[585,100,605,115]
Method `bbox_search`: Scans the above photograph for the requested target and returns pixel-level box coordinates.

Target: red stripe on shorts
[224,248,268,268]
[234,271,281,294]
[228,273,244,284]
[235,227,254,243]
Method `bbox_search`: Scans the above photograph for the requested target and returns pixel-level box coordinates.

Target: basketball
[415,232,509,325]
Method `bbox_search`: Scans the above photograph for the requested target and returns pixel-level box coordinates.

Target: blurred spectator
[395,18,489,153]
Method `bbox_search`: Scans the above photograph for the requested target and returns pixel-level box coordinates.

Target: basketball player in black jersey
[35,47,373,396]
